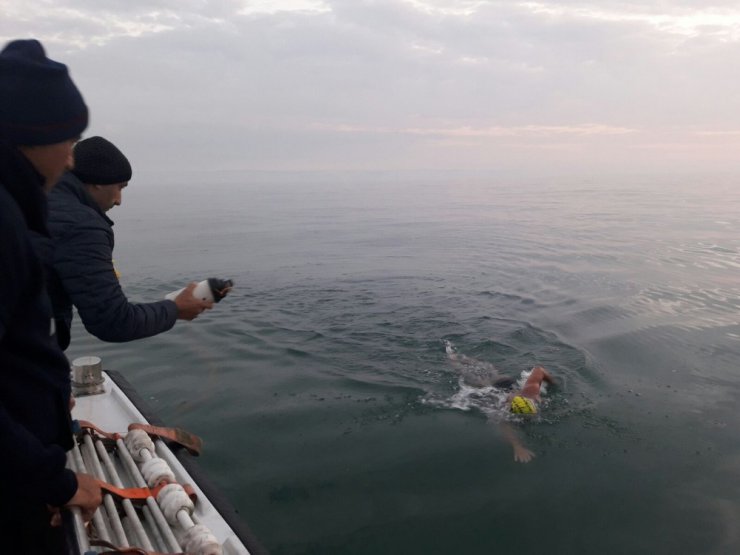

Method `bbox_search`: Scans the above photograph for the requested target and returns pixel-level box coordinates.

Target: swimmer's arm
[499,422,535,463]
[538,366,555,385]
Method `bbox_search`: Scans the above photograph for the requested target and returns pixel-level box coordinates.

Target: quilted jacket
[36,172,177,349]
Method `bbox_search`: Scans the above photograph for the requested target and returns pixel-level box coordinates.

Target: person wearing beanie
[35,136,212,351]
[0,39,101,553]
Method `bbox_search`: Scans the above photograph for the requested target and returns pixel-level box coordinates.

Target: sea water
[68,173,740,555]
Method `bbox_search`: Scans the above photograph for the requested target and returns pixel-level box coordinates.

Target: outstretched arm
[543,368,555,385]
[498,421,535,463]
[55,223,179,342]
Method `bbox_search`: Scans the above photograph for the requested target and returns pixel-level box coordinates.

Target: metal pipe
[138,446,196,528]
[92,441,155,551]
[93,439,130,546]
[65,453,90,555]
[154,441,203,527]
[79,436,113,544]
[70,443,111,549]
[115,438,181,552]
[146,496,180,550]
[141,505,168,553]
[177,508,197,529]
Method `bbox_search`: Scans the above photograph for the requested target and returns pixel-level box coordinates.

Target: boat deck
[68,371,263,555]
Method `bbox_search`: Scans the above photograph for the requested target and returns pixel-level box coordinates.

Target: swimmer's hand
[499,422,535,463]
[513,445,535,463]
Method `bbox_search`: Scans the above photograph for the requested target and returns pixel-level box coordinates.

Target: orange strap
[77,420,203,456]
[98,480,197,505]
[78,420,122,441]
[128,423,202,456]
[90,539,183,555]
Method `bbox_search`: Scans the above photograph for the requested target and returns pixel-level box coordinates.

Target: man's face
[19,138,77,191]
[94,182,127,212]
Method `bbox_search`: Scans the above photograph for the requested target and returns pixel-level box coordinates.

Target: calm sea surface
[67,174,740,555]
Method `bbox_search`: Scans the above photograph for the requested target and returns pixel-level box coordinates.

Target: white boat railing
[67,367,256,555]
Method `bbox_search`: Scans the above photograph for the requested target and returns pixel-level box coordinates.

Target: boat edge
[105,370,271,555]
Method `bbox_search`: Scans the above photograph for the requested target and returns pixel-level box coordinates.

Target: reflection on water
[68,175,740,554]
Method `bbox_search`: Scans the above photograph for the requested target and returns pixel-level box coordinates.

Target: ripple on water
[59,178,740,554]
[628,285,740,331]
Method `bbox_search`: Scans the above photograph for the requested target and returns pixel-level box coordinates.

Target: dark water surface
[68,174,740,554]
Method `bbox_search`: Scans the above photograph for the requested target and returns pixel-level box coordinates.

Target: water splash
[424,341,549,419]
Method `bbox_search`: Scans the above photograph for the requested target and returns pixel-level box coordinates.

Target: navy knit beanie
[72,136,132,185]
[0,39,88,146]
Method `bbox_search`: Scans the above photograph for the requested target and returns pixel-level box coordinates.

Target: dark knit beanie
[72,136,132,185]
[0,39,88,146]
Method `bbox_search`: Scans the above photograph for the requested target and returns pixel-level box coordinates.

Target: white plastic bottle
[165,278,233,303]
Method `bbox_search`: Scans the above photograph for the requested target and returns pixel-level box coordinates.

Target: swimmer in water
[445,341,555,463]
[445,341,517,389]
[502,365,554,462]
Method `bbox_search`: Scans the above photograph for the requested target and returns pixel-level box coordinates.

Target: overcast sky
[3,1,740,176]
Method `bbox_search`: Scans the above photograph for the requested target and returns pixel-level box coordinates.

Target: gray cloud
[2,0,740,174]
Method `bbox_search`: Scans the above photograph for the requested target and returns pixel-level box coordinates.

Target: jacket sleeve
[0,216,25,338]
[0,223,78,506]
[0,404,78,506]
[54,220,178,342]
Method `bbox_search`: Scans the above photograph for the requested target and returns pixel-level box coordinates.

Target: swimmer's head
[510,395,537,415]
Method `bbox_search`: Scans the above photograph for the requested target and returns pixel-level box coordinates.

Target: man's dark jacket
[0,146,78,547]
[39,172,177,349]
